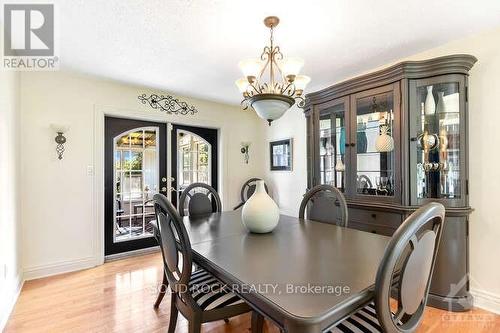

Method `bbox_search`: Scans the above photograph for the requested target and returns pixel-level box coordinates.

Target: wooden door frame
[104,117,167,256]
[170,124,219,208]
[93,105,223,265]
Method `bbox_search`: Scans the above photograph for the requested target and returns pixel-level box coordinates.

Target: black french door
[104,117,167,255]
[171,124,218,208]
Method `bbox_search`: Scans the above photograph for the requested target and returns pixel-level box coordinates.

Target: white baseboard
[471,288,500,315]
[0,272,24,331]
[23,256,98,281]
[105,246,159,262]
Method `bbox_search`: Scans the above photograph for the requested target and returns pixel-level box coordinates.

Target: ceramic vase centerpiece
[241,180,279,233]
[375,125,395,152]
[424,85,436,115]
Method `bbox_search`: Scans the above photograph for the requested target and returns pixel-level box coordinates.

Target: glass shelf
[318,100,347,190]
[355,90,396,197]
[414,81,461,200]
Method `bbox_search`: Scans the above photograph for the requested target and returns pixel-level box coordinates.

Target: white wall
[265,27,500,313]
[19,71,267,279]
[0,70,22,328]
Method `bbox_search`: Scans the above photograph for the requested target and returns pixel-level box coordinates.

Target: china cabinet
[304,55,476,311]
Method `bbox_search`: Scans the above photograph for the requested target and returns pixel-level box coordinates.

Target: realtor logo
[3,4,58,70]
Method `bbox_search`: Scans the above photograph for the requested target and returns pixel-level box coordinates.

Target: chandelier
[235,16,311,125]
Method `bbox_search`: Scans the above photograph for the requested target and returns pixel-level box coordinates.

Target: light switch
[87,165,94,176]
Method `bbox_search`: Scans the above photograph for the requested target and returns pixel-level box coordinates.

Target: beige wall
[264,106,307,216]
[19,71,267,278]
[265,27,500,313]
[0,69,22,327]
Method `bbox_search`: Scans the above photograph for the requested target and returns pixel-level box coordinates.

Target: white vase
[424,86,435,115]
[335,159,345,172]
[436,91,446,113]
[375,125,394,152]
[241,180,279,233]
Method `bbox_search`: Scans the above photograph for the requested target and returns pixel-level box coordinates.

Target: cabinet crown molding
[304,54,477,109]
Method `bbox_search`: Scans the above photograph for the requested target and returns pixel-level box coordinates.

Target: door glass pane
[319,103,346,191]
[415,82,460,199]
[113,127,158,242]
[177,130,212,208]
[355,92,395,196]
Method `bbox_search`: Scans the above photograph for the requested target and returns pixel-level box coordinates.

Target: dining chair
[149,219,169,308]
[233,178,269,210]
[179,182,222,217]
[153,193,258,333]
[326,202,446,333]
[298,184,348,226]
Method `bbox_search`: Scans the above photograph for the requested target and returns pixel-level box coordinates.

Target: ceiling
[11,0,500,105]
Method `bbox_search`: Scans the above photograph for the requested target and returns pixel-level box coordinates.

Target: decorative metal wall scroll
[138,94,198,115]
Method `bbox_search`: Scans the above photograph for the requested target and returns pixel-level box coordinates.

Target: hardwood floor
[5,252,499,332]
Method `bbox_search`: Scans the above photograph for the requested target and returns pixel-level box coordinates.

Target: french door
[104,117,167,255]
[170,124,218,209]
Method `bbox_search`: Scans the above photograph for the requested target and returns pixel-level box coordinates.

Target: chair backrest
[153,194,196,305]
[298,185,348,227]
[375,202,445,333]
[241,178,269,203]
[179,182,222,217]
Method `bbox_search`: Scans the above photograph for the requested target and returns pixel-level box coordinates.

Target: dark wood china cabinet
[304,55,476,312]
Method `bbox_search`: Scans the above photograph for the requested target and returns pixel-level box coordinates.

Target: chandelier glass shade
[236,16,310,125]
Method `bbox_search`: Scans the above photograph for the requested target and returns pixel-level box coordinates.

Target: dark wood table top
[183,210,390,332]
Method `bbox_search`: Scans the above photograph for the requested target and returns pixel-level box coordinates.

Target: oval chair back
[375,202,445,332]
[233,178,269,210]
[153,193,196,306]
[298,185,348,227]
[179,182,222,217]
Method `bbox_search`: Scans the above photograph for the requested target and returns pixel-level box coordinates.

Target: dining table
[181,210,391,333]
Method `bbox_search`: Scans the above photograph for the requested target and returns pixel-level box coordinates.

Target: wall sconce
[50,124,69,160]
[241,142,250,164]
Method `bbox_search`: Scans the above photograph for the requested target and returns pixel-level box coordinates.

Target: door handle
[161,187,168,193]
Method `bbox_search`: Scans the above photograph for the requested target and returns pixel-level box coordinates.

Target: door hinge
[466,179,469,195]
[465,86,469,103]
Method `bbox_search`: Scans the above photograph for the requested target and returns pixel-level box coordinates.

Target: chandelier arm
[295,96,306,108]
[241,99,250,110]
[248,83,262,95]
[280,81,293,94]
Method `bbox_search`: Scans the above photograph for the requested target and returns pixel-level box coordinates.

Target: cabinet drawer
[348,208,402,230]
[348,220,396,237]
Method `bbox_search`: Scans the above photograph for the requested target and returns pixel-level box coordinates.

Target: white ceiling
[14,0,500,104]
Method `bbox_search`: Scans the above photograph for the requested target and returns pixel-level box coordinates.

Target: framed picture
[270,138,293,171]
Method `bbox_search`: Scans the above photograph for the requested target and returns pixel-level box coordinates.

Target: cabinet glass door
[351,83,400,202]
[316,97,349,191]
[409,75,466,206]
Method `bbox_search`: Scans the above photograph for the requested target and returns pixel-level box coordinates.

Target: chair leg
[154,272,168,308]
[188,315,202,333]
[168,293,178,333]
[223,318,229,323]
[251,311,265,333]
